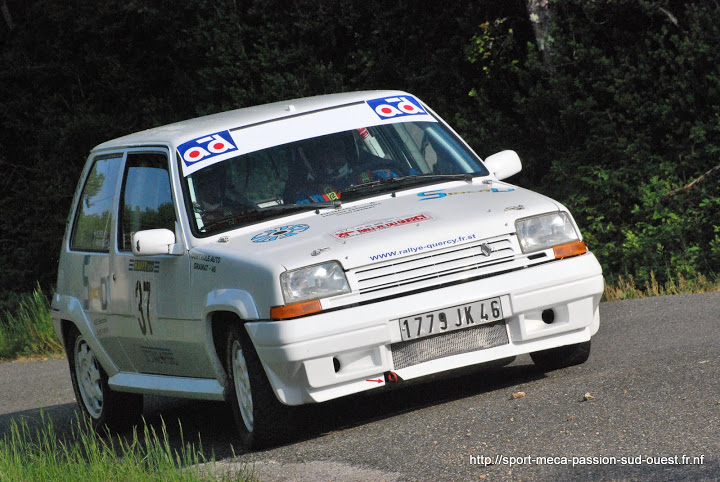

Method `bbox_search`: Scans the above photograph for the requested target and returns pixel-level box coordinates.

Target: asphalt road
[2,293,719,481]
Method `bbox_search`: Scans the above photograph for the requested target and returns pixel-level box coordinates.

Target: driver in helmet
[287,133,352,204]
[286,131,402,205]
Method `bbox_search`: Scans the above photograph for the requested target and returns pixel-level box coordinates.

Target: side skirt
[109,372,225,401]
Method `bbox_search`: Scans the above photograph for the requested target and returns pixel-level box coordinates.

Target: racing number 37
[135,280,153,335]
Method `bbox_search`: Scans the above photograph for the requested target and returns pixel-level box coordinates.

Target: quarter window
[70,154,123,252]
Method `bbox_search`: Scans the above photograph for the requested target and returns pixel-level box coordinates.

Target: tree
[526,0,555,70]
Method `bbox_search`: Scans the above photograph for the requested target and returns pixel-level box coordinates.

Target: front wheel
[530,340,592,372]
[225,325,300,449]
[66,325,143,431]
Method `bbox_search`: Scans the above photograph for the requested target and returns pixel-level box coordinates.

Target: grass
[602,271,720,301]
[0,414,251,482]
[0,284,63,360]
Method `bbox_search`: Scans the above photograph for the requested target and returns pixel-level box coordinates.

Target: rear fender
[51,294,120,377]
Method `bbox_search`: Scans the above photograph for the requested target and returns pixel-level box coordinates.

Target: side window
[119,152,176,251]
[70,155,123,252]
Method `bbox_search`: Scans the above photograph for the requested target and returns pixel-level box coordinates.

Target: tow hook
[384,371,401,383]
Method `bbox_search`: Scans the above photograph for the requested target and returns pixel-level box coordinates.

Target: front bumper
[245,253,603,405]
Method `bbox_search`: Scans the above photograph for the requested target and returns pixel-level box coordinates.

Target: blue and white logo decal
[178,130,238,168]
[418,187,515,201]
[366,95,426,120]
[252,224,309,243]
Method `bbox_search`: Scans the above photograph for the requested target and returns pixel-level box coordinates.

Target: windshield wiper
[340,173,474,196]
[254,200,341,212]
[199,200,341,233]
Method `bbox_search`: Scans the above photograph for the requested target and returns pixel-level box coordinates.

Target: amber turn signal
[553,240,587,259]
[270,299,323,319]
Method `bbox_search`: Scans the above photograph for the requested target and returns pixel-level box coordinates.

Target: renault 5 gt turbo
[52,90,603,449]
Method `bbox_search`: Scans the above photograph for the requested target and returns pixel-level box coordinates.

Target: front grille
[353,236,522,296]
[391,320,509,370]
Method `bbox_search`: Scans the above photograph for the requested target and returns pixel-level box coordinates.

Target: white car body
[53,90,603,445]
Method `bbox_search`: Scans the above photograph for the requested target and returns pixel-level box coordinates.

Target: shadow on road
[0,402,79,438]
[0,359,548,461]
[269,359,549,451]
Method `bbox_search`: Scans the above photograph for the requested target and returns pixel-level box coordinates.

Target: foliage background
[1,0,719,309]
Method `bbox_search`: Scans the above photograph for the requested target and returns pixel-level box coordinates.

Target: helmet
[306,133,353,182]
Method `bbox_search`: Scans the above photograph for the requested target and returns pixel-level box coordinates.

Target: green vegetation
[0,415,251,481]
[0,285,63,360]
[462,1,720,291]
[603,271,720,302]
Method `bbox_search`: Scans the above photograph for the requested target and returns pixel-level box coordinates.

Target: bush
[464,0,720,286]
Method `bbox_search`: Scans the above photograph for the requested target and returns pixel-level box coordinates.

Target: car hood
[196,181,562,271]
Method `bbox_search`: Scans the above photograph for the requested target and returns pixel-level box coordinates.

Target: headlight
[280,261,350,304]
[515,212,579,253]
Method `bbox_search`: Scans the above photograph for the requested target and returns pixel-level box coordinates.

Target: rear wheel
[225,324,299,449]
[530,340,592,371]
[66,325,143,431]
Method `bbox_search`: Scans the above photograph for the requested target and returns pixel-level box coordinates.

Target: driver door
[108,150,205,377]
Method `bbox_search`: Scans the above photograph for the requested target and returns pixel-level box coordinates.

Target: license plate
[398,297,503,341]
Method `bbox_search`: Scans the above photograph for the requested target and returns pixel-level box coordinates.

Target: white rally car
[53,90,603,448]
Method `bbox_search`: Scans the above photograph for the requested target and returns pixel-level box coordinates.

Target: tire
[66,325,143,432]
[225,324,300,449]
[530,340,592,372]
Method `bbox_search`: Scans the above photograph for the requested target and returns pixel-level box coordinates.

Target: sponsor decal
[333,213,432,239]
[128,259,160,273]
[190,253,221,272]
[252,224,310,243]
[178,130,238,168]
[93,318,110,337]
[366,95,427,120]
[141,346,179,366]
[320,201,381,217]
[369,233,478,261]
[82,255,109,311]
[418,186,515,201]
[190,253,222,263]
[193,262,216,273]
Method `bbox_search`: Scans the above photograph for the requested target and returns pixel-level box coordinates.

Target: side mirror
[132,229,183,256]
[484,150,522,180]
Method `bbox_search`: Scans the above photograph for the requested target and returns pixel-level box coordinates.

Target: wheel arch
[202,289,259,323]
[58,318,119,378]
[202,289,260,394]
[203,290,307,406]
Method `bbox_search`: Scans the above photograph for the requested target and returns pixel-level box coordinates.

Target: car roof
[92,90,412,152]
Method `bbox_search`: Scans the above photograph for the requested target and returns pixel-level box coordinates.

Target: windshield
[184,121,488,235]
